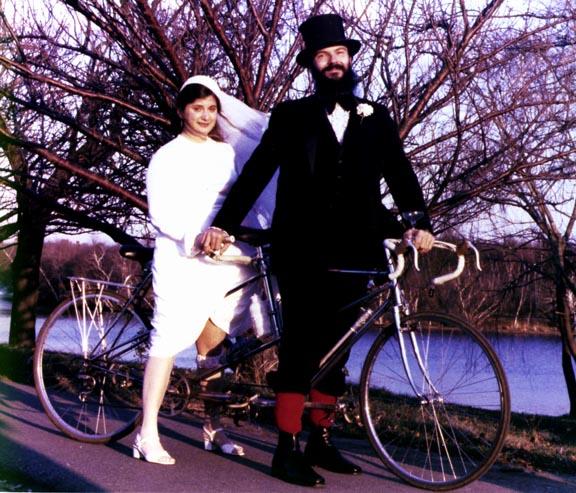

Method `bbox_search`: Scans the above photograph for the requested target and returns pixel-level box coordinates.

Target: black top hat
[296,14,361,67]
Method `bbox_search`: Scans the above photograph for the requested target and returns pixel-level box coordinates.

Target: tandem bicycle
[33,224,510,491]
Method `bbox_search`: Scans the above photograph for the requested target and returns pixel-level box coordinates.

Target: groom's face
[312,45,351,81]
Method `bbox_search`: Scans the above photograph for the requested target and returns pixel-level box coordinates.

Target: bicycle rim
[360,311,510,491]
[34,291,149,443]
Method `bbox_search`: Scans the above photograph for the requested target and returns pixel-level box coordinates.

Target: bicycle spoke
[361,312,510,491]
[34,291,149,443]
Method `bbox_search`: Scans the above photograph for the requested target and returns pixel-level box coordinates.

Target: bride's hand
[198,226,234,256]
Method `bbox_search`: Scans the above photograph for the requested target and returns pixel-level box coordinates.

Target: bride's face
[179,95,218,142]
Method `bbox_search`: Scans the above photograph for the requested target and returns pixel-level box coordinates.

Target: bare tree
[0,0,574,365]
[462,2,576,414]
[0,0,307,346]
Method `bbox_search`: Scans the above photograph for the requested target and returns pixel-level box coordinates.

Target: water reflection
[348,331,569,416]
[487,333,569,416]
[0,297,570,417]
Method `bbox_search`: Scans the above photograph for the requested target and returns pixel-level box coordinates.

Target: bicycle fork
[388,264,442,406]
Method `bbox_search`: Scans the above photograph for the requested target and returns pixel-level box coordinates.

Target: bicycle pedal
[227,402,250,409]
[226,393,259,409]
[221,337,263,365]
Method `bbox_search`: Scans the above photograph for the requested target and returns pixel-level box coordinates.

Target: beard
[311,63,359,99]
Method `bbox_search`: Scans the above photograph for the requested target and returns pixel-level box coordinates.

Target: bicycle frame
[314,238,481,402]
[35,230,509,490]
[156,232,477,395]
[311,250,416,393]
[64,235,477,402]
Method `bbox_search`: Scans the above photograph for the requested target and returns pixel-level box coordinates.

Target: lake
[0,297,570,416]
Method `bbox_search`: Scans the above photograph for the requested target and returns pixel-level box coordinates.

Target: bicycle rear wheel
[360,311,510,491]
[34,290,150,443]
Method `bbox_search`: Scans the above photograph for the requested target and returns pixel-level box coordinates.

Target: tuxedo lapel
[341,109,361,149]
[304,97,339,175]
[305,133,317,175]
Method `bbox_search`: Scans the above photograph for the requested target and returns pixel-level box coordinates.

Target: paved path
[1,378,576,493]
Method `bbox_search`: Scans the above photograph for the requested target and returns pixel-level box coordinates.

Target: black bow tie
[323,94,357,114]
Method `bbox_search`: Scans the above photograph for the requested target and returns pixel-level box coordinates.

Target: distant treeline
[0,238,560,333]
[0,239,141,307]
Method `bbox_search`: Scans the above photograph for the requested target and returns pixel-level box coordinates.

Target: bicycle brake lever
[385,238,419,280]
[405,239,420,271]
[456,240,482,271]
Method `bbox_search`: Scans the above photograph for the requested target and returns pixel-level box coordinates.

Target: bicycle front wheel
[360,312,510,491]
[34,290,150,443]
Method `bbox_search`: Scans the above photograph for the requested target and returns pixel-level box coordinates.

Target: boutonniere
[357,103,374,121]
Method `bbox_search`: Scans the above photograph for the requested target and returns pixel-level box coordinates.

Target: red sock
[275,392,305,434]
[309,388,337,428]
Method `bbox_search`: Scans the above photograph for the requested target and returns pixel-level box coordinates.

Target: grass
[502,412,576,475]
[327,387,576,479]
[0,344,34,385]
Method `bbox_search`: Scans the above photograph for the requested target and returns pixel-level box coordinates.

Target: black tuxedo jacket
[213,94,431,270]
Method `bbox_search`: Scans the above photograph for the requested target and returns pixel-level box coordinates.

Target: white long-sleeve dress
[146,135,255,357]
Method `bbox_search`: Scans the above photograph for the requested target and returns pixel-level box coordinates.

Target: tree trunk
[561,342,576,418]
[556,266,576,418]
[8,198,49,348]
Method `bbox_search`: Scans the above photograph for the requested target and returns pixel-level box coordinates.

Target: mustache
[322,63,346,73]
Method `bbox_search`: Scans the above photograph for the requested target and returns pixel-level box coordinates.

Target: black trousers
[272,268,368,396]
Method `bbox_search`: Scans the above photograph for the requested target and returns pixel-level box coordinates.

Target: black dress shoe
[305,426,362,475]
[271,431,325,487]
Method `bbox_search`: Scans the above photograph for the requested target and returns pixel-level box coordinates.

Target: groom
[203,13,434,487]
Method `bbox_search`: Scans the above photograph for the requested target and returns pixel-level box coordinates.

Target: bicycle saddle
[119,244,154,264]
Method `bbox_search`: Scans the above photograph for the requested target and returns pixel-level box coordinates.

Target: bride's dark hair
[175,84,224,141]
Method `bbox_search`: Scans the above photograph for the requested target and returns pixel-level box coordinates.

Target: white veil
[180,76,277,229]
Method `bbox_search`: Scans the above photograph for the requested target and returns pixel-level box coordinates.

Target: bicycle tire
[360,311,510,491]
[34,290,150,444]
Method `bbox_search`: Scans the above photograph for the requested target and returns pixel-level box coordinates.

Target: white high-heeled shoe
[203,426,245,456]
[132,433,176,465]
